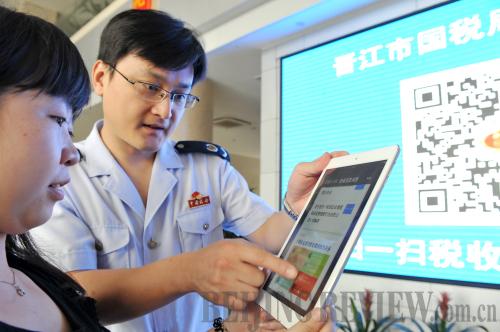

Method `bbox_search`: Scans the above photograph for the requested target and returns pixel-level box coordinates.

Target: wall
[211,79,261,192]
[231,154,260,194]
[170,79,214,142]
[212,80,261,159]
[74,103,102,141]
[260,0,499,329]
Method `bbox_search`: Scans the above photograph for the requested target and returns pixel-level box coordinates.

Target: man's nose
[151,99,173,119]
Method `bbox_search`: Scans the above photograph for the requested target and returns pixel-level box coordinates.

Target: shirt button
[202,223,209,231]
[148,239,159,249]
[95,240,103,252]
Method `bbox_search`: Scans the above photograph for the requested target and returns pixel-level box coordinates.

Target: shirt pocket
[177,207,224,252]
[91,225,131,269]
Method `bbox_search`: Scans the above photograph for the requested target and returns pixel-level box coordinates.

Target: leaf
[433,308,440,332]
[378,317,404,332]
[365,318,372,332]
[335,322,352,332]
[440,318,447,332]
[404,317,427,332]
[374,316,391,328]
[460,326,490,332]
[391,322,415,332]
[350,298,365,332]
[335,305,353,332]
[335,305,349,322]
[445,322,456,332]
[439,312,448,332]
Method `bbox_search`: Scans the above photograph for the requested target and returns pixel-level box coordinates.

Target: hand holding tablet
[285,151,349,214]
[257,145,400,328]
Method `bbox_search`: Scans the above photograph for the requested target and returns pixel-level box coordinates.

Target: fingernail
[287,266,298,278]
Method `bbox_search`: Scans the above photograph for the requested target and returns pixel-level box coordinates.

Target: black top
[1,255,108,332]
[0,321,33,332]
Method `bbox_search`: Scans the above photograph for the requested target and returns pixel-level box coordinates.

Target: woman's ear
[92,60,107,96]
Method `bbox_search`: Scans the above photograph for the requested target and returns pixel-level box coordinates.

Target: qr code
[400,58,500,226]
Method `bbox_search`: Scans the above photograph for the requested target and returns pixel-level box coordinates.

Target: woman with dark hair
[0,5,332,331]
[0,6,107,331]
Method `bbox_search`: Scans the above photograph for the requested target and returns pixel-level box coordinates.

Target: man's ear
[92,60,108,96]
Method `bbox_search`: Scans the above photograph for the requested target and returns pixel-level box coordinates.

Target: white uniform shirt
[31,121,275,332]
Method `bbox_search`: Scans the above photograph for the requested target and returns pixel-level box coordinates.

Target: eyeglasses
[108,64,199,110]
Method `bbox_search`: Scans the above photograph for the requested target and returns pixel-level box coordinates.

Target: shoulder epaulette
[174,141,231,162]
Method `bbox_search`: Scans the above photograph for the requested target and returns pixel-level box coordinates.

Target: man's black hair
[0,6,90,117]
[98,9,207,85]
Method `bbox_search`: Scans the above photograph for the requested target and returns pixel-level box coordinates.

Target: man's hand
[186,239,298,310]
[285,151,348,214]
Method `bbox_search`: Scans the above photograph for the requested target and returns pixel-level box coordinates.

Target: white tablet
[256,145,399,328]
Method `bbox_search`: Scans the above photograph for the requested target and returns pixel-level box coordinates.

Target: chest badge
[188,191,211,208]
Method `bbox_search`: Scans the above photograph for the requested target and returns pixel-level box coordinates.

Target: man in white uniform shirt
[31,9,342,332]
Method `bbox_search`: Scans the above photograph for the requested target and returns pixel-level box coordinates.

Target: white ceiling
[159,0,270,106]
[194,0,380,111]
[159,0,269,32]
[27,0,78,12]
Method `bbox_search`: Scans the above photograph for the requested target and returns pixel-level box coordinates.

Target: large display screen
[280,0,500,288]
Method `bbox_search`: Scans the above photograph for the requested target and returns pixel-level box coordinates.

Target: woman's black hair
[0,4,90,301]
[5,233,86,293]
[0,5,90,117]
[98,9,207,85]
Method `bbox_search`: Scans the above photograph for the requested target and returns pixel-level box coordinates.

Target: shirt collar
[79,120,184,178]
[156,139,184,170]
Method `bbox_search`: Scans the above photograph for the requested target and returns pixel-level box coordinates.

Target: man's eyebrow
[146,70,192,89]
[145,70,166,82]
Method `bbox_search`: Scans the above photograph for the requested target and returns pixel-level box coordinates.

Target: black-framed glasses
[108,64,199,110]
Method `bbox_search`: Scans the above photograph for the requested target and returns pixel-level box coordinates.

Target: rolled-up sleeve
[219,161,276,236]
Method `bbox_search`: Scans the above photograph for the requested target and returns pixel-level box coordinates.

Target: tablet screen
[263,160,387,315]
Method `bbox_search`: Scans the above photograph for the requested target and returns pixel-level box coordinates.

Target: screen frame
[264,161,387,315]
[278,0,500,290]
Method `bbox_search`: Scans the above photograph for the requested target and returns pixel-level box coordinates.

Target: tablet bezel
[256,145,399,328]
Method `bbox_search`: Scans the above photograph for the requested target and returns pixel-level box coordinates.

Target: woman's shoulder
[8,254,108,331]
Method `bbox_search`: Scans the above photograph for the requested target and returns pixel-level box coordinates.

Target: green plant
[396,292,489,332]
[335,289,403,332]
